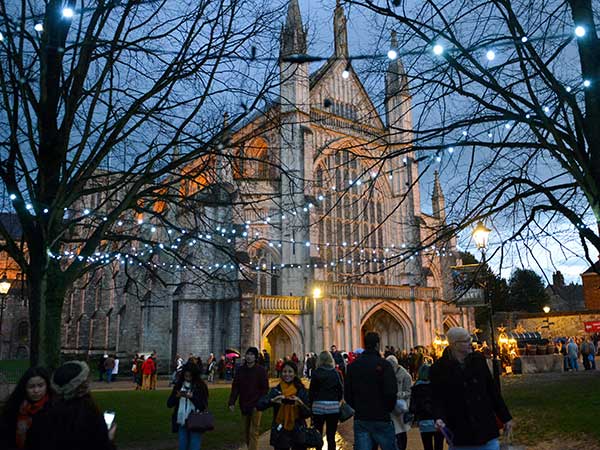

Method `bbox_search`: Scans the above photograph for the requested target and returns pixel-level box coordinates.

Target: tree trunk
[28,262,66,369]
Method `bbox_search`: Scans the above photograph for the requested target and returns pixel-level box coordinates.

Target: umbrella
[225,348,240,357]
[226,352,239,359]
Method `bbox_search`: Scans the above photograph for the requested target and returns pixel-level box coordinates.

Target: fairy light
[62,7,74,18]
[34,23,43,32]
[486,50,496,61]
[583,80,591,88]
[432,44,444,56]
[387,49,398,60]
[575,26,586,38]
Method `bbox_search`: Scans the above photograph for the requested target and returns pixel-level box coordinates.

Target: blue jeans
[353,419,397,450]
[568,356,578,371]
[178,427,202,450]
[106,369,113,382]
[451,439,499,450]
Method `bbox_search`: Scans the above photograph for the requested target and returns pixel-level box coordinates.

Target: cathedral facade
[3,1,473,365]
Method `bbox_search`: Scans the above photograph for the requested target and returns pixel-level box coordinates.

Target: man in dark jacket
[331,345,346,375]
[430,327,513,449]
[345,332,397,450]
[228,347,269,450]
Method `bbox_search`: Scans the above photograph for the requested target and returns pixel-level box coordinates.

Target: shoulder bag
[339,401,355,422]
[186,410,215,432]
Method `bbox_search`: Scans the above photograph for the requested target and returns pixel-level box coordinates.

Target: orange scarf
[275,382,299,431]
[15,394,48,449]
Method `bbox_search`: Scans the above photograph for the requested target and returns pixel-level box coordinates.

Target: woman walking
[309,351,343,450]
[386,355,412,450]
[0,367,52,449]
[167,363,209,450]
[409,365,443,450]
[257,361,311,450]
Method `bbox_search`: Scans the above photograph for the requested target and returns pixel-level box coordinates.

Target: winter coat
[228,364,269,415]
[344,349,397,422]
[166,381,209,433]
[142,358,155,375]
[430,348,512,446]
[387,356,412,434]
[409,381,435,421]
[309,367,343,404]
[257,383,311,448]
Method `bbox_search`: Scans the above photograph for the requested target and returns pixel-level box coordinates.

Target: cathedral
[1,1,474,365]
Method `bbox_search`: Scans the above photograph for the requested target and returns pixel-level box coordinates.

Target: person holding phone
[430,327,513,450]
[257,361,311,450]
[25,361,116,450]
[167,363,209,450]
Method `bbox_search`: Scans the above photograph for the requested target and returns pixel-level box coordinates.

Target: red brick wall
[582,273,600,310]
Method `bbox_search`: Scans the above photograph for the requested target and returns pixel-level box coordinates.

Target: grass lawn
[94,387,273,450]
[502,372,600,447]
[0,359,29,383]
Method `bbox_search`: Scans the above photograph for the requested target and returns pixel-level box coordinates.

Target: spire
[386,30,408,98]
[280,0,307,58]
[432,170,446,219]
[334,0,348,58]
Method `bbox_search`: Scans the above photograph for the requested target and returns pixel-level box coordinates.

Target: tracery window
[249,245,280,295]
[242,138,270,179]
[315,149,385,284]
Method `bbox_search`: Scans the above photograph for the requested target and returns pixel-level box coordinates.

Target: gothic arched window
[243,138,269,179]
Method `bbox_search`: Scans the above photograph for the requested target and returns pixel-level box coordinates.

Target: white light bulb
[486,50,496,61]
[487,132,493,137]
[9,193,16,200]
[342,70,350,79]
[505,123,511,129]
[34,23,43,32]
[462,130,468,136]
[521,36,528,43]
[26,203,33,210]
[436,156,442,162]
[387,49,398,60]
[583,79,591,88]
[566,86,572,93]
[433,44,444,56]
[448,147,454,153]
[543,106,550,113]
[575,26,586,37]
[62,7,74,18]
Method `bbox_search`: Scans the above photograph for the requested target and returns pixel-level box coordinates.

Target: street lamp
[471,221,501,392]
[543,306,550,314]
[0,275,12,356]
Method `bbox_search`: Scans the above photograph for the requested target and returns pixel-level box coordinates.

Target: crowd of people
[556,335,598,371]
[2,327,521,450]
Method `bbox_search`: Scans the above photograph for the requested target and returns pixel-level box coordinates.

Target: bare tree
[347,0,600,272]
[0,0,282,367]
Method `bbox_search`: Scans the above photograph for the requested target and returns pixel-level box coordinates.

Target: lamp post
[0,275,12,357]
[471,221,501,392]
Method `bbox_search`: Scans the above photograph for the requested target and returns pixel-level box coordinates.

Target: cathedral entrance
[263,324,293,371]
[361,309,405,350]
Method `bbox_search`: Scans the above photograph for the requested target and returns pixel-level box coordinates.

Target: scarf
[177,381,195,426]
[15,395,48,449]
[275,382,299,431]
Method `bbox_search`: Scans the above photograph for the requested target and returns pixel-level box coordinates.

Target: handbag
[293,425,323,448]
[185,410,215,432]
[339,402,355,422]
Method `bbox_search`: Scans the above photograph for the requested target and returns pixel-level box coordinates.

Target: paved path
[247,420,431,450]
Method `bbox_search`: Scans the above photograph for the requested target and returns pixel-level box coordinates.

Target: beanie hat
[447,327,472,345]
[51,361,90,400]
[246,347,259,358]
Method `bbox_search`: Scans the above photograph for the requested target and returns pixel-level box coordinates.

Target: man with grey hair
[430,327,513,450]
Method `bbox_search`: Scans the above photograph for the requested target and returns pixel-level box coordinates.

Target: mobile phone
[282,398,295,404]
[103,410,116,429]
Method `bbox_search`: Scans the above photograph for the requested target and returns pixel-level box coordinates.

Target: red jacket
[142,358,156,375]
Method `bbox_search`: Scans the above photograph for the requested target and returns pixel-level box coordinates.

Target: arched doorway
[263,324,292,371]
[361,309,405,350]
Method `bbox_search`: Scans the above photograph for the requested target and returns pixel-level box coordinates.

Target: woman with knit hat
[257,361,311,450]
[0,367,52,449]
[26,361,116,450]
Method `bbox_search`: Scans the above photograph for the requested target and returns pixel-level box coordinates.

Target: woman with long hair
[309,351,343,450]
[167,363,209,450]
[0,367,52,449]
[25,361,116,450]
[257,361,311,450]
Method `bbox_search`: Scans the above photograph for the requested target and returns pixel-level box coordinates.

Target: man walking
[228,347,269,450]
[345,332,398,450]
[104,354,115,383]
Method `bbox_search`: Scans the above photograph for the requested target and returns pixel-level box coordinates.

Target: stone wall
[494,310,600,338]
[582,272,600,310]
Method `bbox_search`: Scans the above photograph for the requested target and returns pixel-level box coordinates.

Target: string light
[432,44,444,56]
[520,36,528,43]
[62,7,74,18]
[486,50,496,61]
[0,32,4,42]
[34,23,43,32]
[387,49,398,60]
[574,26,586,37]
[583,80,591,88]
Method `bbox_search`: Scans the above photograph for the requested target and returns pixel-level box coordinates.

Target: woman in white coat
[386,355,412,450]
